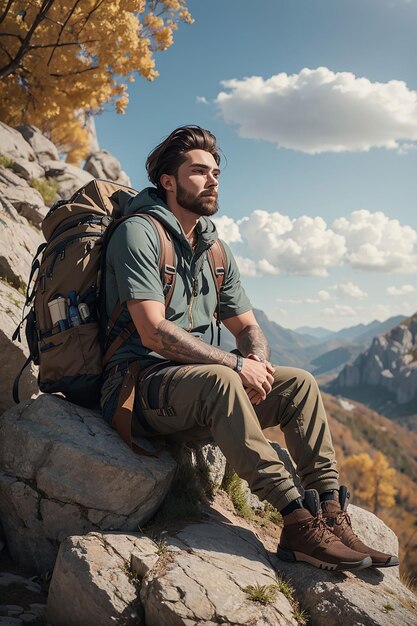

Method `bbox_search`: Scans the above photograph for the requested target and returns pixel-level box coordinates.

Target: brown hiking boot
[277,490,372,571]
[321,486,399,568]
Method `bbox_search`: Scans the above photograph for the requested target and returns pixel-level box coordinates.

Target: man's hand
[238,357,274,402]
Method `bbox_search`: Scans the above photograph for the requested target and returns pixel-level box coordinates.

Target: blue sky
[96,0,417,331]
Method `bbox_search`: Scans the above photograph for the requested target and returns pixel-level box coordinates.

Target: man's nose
[207,172,218,187]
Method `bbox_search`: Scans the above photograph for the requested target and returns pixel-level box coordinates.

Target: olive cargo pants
[135,364,339,512]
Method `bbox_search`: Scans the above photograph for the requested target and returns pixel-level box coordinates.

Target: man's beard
[176,182,219,217]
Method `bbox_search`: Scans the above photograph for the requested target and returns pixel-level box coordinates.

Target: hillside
[264,391,417,584]
[328,313,417,424]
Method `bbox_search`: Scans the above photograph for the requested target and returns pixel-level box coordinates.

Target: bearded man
[100,125,398,571]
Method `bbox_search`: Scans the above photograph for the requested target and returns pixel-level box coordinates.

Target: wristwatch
[234,354,243,373]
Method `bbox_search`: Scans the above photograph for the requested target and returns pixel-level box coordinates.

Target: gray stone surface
[16,126,59,164]
[141,520,298,626]
[0,394,176,573]
[0,124,36,162]
[0,281,39,415]
[0,166,47,226]
[191,442,227,487]
[52,162,94,199]
[47,532,151,626]
[84,150,131,187]
[10,158,45,182]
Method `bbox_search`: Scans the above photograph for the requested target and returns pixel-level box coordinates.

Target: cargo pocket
[38,322,102,408]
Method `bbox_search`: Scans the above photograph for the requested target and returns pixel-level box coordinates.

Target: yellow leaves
[342,451,397,514]
[0,0,193,162]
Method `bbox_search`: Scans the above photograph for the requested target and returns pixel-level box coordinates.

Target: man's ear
[160,173,175,193]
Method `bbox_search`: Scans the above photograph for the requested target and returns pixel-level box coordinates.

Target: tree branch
[0,0,55,80]
[50,65,98,77]
[0,0,14,26]
[47,0,82,67]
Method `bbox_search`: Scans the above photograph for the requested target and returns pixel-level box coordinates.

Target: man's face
[174,149,220,217]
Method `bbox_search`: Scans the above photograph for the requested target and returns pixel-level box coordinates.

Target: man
[101,125,398,571]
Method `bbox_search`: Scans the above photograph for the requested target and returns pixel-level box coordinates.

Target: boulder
[0,166,47,227]
[273,504,417,626]
[10,157,45,181]
[0,210,43,291]
[84,150,121,180]
[0,281,39,415]
[190,441,227,487]
[0,394,176,573]
[0,123,36,162]
[51,162,94,199]
[47,532,156,626]
[16,125,60,164]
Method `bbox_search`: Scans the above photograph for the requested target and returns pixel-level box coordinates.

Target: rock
[46,532,153,626]
[51,162,94,199]
[0,394,176,573]
[84,150,122,180]
[0,281,39,415]
[0,166,47,226]
[332,313,417,411]
[191,442,227,487]
[16,125,59,165]
[117,169,133,187]
[0,210,43,290]
[10,158,45,181]
[42,160,67,178]
[0,123,36,162]
[141,520,298,626]
[273,503,417,626]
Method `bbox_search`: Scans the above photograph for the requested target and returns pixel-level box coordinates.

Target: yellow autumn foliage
[0,0,193,162]
[342,451,397,514]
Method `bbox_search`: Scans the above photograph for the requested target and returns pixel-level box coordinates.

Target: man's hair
[146,125,221,198]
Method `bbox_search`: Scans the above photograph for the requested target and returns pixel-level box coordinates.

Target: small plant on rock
[244,582,277,605]
[30,177,59,205]
[222,471,254,521]
[0,154,14,168]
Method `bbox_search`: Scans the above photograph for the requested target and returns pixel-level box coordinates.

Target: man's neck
[166,198,199,239]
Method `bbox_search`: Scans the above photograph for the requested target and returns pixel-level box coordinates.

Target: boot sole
[277,546,372,571]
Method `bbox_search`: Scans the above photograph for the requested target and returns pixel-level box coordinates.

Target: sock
[320,490,338,502]
[280,498,303,517]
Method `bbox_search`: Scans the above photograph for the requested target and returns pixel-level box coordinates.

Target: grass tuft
[244,583,277,605]
[222,471,255,520]
[30,177,59,204]
[0,154,14,168]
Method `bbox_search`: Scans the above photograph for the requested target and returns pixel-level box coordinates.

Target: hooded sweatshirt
[100,187,252,408]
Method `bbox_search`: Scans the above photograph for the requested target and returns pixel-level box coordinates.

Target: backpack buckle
[215,267,225,276]
[164,264,176,275]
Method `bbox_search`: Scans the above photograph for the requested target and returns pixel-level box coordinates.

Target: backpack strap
[102,214,176,454]
[207,240,227,345]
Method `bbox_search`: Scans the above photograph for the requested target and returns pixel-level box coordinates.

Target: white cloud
[212,215,242,243]
[318,290,332,301]
[322,304,357,317]
[215,67,417,153]
[238,210,345,276]
[234,256,258,277]
[196,96,208,105]
[336,281,367,299]
[386,284,415,295]
[333,210,417,272]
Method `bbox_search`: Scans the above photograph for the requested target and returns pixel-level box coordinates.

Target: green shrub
[30,177,59,205]
[0,154,14,168]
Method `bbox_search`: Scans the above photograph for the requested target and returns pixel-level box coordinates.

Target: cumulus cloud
[335,281,367,299]
[238,210,345,276]
[212,215,242,243]
[332,210,417,272]
[322,304,357,317]
[215,67,417,153]
[386,284,415,296]
[318,290,332,301]
[196,96,208,105]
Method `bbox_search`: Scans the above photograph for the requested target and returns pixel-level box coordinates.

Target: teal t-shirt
[100,203,252,407]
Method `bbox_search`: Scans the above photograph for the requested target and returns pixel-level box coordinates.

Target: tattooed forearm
[235,325,271,361]
[154,319,237,368]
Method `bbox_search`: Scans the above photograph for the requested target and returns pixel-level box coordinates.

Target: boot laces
[312,513,338,544]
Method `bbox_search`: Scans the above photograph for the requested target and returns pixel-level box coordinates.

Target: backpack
[12,179,226,434]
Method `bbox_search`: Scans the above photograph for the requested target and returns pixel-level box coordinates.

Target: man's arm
[127,300,273,398]
[222,310,271,363]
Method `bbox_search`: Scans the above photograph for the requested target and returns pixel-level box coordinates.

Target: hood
[118,187,218,244]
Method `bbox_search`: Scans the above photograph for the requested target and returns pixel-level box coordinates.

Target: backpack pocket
[38,322,102,408]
